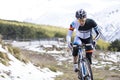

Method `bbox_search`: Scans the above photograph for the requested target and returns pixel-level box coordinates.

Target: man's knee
[72,46,78,56]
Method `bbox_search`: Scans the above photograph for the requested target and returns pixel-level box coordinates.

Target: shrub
[108,39,120,51]
[96,39,110,50]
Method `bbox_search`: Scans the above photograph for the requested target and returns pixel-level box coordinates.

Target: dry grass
[0,52,10,66]
[1,43,29,64]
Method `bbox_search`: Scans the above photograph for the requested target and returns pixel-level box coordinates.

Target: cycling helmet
[75,9,87,19]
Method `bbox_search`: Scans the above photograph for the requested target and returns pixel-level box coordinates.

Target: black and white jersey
[68,18,100,40]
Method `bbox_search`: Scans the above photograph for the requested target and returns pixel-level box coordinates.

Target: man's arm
[66,25,74,49]
[66,30,73,43]
[93,26,101,41]
[66,24,74,43]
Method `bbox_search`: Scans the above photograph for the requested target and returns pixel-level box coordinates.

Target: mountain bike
[73,43,93,80]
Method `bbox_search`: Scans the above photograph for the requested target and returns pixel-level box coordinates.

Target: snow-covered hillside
[93,5,120,41]
[0,44,63,80]
[25,4,120,42]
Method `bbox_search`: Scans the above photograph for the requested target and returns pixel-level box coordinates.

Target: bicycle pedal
[84,74,89,77]
[74,69,79,72]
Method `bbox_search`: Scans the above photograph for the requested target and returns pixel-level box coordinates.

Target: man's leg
[86,52,92,64]
[73,56,78,64]
[73,56,79,72]
[72,37,82,72]
[72,46,79,72]
[83,37,93,64]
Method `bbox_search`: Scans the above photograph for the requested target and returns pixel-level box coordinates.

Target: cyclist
[66,9,100,72]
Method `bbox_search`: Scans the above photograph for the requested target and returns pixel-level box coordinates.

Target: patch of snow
[0,43,63,80]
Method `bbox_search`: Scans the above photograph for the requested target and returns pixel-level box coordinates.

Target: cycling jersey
[66,18,100,43]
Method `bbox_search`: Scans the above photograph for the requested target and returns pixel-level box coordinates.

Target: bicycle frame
[73,44,93,80]
[78,46,87,78]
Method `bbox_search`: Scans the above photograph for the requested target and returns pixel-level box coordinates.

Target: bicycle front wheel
[83,58,93,80]
[78,58,93,80]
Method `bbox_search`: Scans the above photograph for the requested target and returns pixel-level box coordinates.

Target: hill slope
[0,41,62,80]
[93,5,120,41]
[0,19,68,40]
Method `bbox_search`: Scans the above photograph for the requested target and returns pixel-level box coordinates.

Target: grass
[1,42,29,64]
[48,66,57,72]
[0,52,10,66]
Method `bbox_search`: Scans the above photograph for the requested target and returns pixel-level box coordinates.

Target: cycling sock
[73,64,79,72]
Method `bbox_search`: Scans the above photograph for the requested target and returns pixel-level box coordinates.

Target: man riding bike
[66,9,100,72]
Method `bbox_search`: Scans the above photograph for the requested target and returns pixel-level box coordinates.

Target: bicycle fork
[80,60,91,79]
[78,48,89,80]
[79,50,86,77]
[80,61,87,77]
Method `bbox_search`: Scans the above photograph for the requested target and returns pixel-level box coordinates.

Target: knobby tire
[78,58,93,80]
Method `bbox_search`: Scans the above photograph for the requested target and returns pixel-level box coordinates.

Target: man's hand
[68,42,73,50]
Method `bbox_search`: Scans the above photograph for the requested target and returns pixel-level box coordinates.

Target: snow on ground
[11,40,120,71]
[0,44,63,80]
[99,52,120,63]
[11,40,67,54]
[11,40,72,65]
[92,52,120,71]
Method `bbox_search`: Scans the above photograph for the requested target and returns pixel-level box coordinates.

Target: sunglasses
[78,18,86,23]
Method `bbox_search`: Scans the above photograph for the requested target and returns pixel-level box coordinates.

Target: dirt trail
[21,49,120,80]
